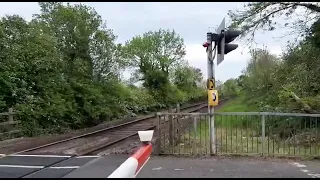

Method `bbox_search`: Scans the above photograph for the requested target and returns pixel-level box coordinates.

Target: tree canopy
[225,2,320,113]
[0,2,206,137]
[229,2,320,44]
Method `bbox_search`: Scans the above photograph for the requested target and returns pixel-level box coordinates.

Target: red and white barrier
[108,130,154,178]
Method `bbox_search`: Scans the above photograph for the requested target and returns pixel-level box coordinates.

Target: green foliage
[221,78,240,99]
[215,96,260,128]
[225,8,320,143]
[122,29,203,106]
[0,3,206,137]
[217,3,320,147]
[228,2,320,44]
[173,65,203,92]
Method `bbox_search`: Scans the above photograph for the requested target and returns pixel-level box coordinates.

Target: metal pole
[261,115,266,155]
[206,32,216,155]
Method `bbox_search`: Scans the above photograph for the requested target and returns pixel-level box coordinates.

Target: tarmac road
[0,154,99,178]
[0,154,319,178]
[136,156,320,178]
[64,155,320,178]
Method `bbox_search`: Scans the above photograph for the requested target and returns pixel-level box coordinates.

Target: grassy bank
[217,96,259,112]
[215,96,259,128]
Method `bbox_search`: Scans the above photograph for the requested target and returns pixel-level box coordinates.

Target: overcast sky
[0,2,297,82]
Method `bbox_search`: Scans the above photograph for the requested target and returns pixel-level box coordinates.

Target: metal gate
[154,112,320,158]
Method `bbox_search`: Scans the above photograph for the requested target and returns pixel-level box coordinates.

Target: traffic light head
[225,44,238,54]
[224,30,242,44]
[217,29,241,65]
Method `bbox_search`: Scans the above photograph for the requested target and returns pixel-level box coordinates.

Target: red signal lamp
[202,42,210,48]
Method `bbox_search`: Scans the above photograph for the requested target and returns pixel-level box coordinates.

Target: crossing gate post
[168,107,173,147]
[155,113,161,155]
[175,104,181,146]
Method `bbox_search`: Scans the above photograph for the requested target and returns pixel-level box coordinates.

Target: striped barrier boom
[108,130,154,178]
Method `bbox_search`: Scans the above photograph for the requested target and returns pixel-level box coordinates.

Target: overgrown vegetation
[0,2,206,136]
[223,2,320,114]
[214,2,320,155]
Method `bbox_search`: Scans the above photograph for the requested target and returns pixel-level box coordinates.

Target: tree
[123,29,186,104]
[0,14,79,134]
[306,19,320,48]
[0,3,207,138]
[33,2,123,82]
[123,29,186,89]
[222,79,240,98]
[173,65,203,92]
[228,2,320,44]
[243,48,279,95]
[90,29,124,82]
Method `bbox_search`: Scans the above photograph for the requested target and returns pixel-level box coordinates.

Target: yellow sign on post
[207,79,215,90]
[208,89,218,107]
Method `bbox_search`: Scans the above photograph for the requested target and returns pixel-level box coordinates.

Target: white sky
[0,2,298,82]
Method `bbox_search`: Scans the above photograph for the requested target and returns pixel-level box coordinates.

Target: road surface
[0,154,319,178]
[137,156,320,178]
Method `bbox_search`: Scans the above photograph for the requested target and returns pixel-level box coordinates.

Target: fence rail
[0,108,21,138]
[155,112,320,158]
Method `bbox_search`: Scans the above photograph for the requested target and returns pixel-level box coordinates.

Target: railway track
[6,102,208,157]
[0,101,227,178]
